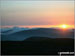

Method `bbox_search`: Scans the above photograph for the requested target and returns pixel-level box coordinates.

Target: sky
[1,0,74,28]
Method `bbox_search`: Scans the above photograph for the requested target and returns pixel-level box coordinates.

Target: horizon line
[0,25,74,29]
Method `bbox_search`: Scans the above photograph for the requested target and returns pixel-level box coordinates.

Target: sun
[59,24,73,29]
[62,25,67,28]
[61,24,68,28]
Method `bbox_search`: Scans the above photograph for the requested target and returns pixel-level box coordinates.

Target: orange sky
[1,1,74,28]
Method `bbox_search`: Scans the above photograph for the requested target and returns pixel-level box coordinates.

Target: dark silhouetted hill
[1,36,74,55]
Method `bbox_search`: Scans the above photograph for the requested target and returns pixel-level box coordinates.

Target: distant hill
[1,28,74,41]
[1,27,30,34]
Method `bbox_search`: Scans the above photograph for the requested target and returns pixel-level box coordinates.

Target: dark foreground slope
[1,37,74,55]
